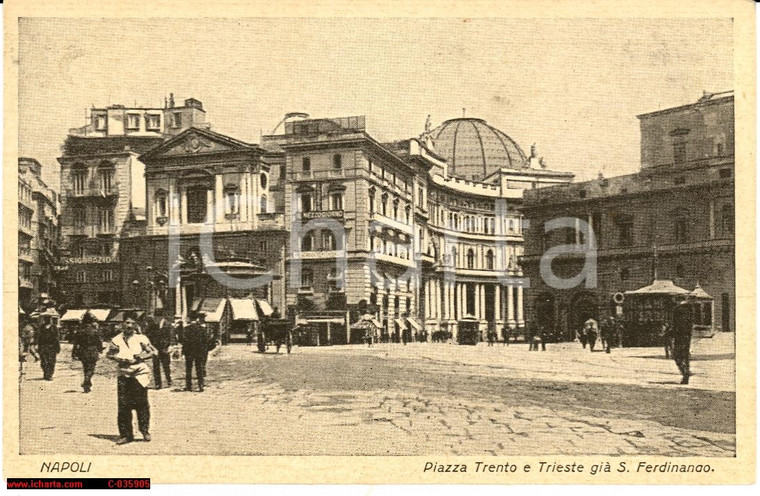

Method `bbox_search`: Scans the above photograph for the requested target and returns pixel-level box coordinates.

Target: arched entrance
[569,292,598,335]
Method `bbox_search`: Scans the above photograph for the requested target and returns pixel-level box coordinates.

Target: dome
[430,118,528,180]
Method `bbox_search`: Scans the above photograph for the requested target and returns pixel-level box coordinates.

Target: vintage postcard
[2,0,756,486]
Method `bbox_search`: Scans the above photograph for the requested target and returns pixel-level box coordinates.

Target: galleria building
[56,96,572,344]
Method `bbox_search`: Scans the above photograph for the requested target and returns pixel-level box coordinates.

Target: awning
[351,320,372,330]
[60,309,87,322]
[406,317,421,331]
[229,298,259,321]
[256,299,274,317]
[194,298,226,323]
[109,311,125,322]
[88,309,111,322]
[370,319,383,329]
[394,318,406,328]
[625,279,690,296]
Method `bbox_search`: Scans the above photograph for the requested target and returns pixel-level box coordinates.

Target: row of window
[301,154,343,173]
[368,189,410,223]
[70,163,114,195]
[18,180,33,203]
[74,269,114,283]
[153,187,269,224]
[301,230,344,251]
[71,206,114,231]
[19,207,33,230]
[93,112,179,132]
[298,191,343,213]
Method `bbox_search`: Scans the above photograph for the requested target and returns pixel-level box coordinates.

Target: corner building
[520,92,735,338]
[267,116,571,343]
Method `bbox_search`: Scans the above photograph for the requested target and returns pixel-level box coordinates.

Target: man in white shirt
[107,312,157,445]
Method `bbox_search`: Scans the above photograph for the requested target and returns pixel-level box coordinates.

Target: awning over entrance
[625,279,690,295]
[194,298,226,323]
[394,318,406,328]
[60,309,87,322]
[87,309,111,322]
[256,299,274,317]
[406,317,421,331]
[370,319,382,329]
[230,298,258,321]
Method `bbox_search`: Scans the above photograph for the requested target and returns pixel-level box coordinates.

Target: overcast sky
[18,17,732,189]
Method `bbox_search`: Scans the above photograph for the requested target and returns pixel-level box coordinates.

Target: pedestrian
[146,315,173,389]
[106,311,157,445]
[672,299,693,385]
[584,318,599,351]
[661,321,673,359]
[71,312,104,393]
[19,314,39,363]
[37,309,61,381]
[537,325,547,351]
[577,326,588,349]
[600,316,614,353]
[182,311,218,392]
[271,306,282,320]
[487,329,495,346]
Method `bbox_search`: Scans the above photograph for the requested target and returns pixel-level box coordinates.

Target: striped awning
[61,309,87,322]
[230,298,258,321]
[394,318,406,328]
[87,309,111,322]
[406,317,421,331]
[194,298,226,323]
[256,299,274,317]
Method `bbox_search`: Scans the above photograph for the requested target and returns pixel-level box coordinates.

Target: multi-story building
[117,125,287,336]
[18,157,61,311]
[269,116,571,343]
[116,113,571,344]
[57,95,205,307]
[520,91,735,338]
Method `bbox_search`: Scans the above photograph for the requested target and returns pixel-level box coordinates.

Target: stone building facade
[520,91,735,339]
[18,157,61,311]
[57,96,205,307]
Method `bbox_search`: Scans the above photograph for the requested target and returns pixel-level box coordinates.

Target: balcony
[19,277,34,289]
[67,185,119,199]
[293,169,347,181]
[301,209,345,221]
[95,225,117,236]
[369,212,414,235]
[18,246,34,263]
[63,225,91,237]
[18,223,33,237]
[257,212,286,230]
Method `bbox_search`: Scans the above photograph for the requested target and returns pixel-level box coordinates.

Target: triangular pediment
[141,127,257,161]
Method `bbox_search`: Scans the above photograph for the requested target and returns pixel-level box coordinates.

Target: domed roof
[431,118,528,180]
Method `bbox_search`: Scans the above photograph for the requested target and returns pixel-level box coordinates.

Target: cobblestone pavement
[19,334,735,456]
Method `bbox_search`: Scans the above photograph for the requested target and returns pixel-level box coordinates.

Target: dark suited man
[146,316,173,389]
[182,312,218,392]
[672,299,693,385]
[37,310,61,380]
[71,312,104,393]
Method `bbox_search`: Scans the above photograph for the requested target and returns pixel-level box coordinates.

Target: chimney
[169,93,175,108]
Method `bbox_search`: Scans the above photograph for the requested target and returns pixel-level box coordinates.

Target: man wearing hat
[71,312,105,393]
[19,313,39,363]
[181,311,217,392]
[672,298,694,385]
[37,308,61,380]
[145,315,173,389]
[107,311,157,445]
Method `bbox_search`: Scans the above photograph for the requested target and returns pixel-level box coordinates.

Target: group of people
[19,308,220,445]
[578,316,622,353]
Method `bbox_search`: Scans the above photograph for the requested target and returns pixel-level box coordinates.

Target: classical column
[507,284,516,328]
[516,284,525,327]
[443,281,450,320]
[494,284,502,321]
[435,279,442,319]
[474,284,481,319]
[168,179,180,225]
[458,283,465,320]
[206,189,214,225]
[180,187,188,225]
[479,283,486,320]
[709,198,715,239]
[215,175,224,224]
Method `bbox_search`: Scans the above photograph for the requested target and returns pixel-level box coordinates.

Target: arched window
[467,249,475,269]
[301,268,314,288]
[722,204,734,235]
[154,189,168,223]
[98,161,114,195]
[333,154,342,169]
[673,208,689,243]
[393,199,399,220]
[368,188,375,214]
[381,194,388,216]
[259,194,268,214]
[450,247,458,266]
[322,231,336,251]
[405,204,411,224]
[71,163,87,195]
[301,233,314,251]
[486,249,494,270]
[260,173,268,189]
[73,205,87,228]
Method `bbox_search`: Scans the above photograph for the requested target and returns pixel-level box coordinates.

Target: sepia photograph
[3,0,755,485]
